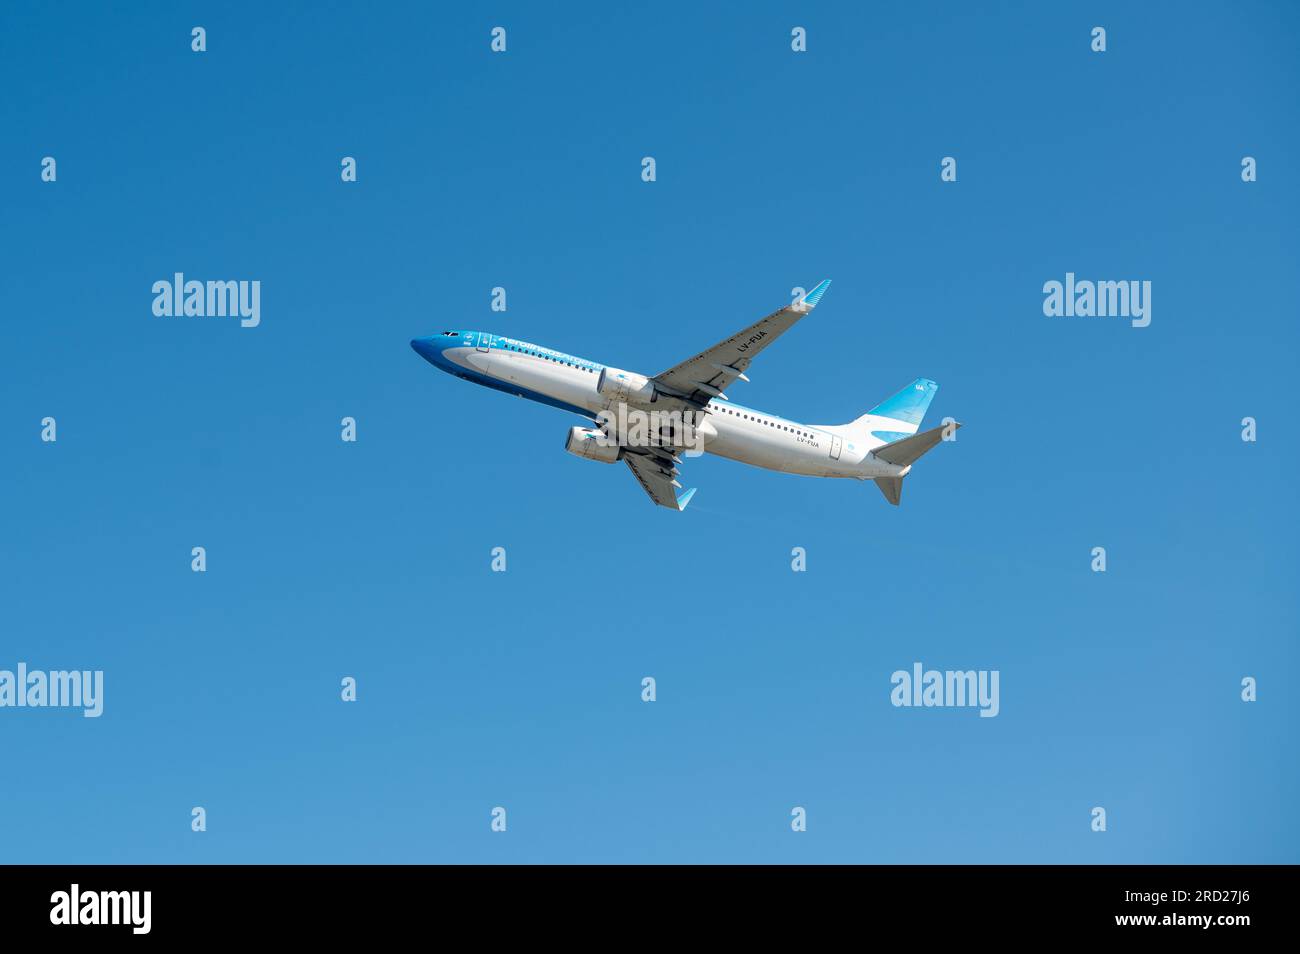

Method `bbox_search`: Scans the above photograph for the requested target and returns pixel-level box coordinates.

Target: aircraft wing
[651,279,830,406]
[624,449,697,511]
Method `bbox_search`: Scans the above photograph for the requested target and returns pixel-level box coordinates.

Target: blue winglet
[676,487,698,511]
[801,279,831,307]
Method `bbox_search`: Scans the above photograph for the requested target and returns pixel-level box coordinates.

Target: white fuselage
[433,332,908,481]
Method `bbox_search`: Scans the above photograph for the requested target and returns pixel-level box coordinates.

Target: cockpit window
[441,331,458,336]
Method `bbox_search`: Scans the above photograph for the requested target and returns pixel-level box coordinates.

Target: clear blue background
[2,1,1296,863]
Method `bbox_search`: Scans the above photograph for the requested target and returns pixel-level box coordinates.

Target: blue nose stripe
[411,337,439,363]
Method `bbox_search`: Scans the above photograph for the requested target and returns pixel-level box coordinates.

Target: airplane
[410,280,960,511]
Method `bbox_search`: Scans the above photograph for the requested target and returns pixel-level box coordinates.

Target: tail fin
[868,378,939,430]
[835,378,939,444]
[871,421,962,506]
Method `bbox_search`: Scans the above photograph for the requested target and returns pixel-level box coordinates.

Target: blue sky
[2,1,1296,863]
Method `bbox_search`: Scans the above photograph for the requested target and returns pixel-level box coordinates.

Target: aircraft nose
[410,337,438,363]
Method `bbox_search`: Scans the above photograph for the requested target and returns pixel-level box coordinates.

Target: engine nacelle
[564,426,623,464]
[596,366,658,407]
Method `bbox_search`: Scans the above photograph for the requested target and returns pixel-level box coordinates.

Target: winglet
[800,279,832,308]
[676,487,698,511]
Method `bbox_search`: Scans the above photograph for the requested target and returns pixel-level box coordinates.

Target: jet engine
[564,426,623,463]
[596,367,658,407]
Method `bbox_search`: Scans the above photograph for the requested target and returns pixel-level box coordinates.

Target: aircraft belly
[707,426,800,474]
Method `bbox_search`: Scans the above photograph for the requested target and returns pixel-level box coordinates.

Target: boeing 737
[411,280,960,510]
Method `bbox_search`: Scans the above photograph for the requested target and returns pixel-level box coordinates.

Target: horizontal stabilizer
[872,421,961,467]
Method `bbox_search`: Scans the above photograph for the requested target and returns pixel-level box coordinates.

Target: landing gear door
[830,434,842,460]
